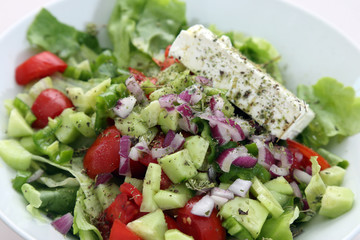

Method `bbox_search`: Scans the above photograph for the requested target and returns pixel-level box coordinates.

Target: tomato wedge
[176,196,226,240]
[109,219,142,240]
[287,139,331,170]
[83,126,121,179]
[153,45,178,70]
[164,214,178,230]
[31,88,74,129]
[120,183,143,207]
[15,51,67,85]
[105,193,140,225]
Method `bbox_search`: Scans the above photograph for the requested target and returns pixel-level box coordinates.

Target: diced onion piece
[211,187,234,200]
[119,136,131,176]
[51,213,73,235]
[178,85,203,105]
[290,181,302,198]
[27,169,44,183]
[191,195,215,217]
[293,169,312,184]
[228,178,253,197]
[126,76,148,105]
[151,133,185,159]
[95,173,113,187]
[163,130,176,147]
[113,95,137,119]
[176,104,198,134]
[159,94,178,110]
[195,76,212,86]
[128,141,150,161]
[269,164,289,176]
[254,139,275,169]
[217,146,257,172]
[210,195,229,208]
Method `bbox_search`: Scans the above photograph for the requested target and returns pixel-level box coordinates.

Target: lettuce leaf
[27,9,101,59]
[297,77,360,148]
[108,0,186,74]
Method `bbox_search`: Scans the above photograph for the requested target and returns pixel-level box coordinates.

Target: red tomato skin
[120,183,143,206]
[105,193,139,225]
[15,51,67,85]
[83,126,121,179]
[130,159,147,179]
[165,214,178,230]
[176,196,226,240]
[109,219,142,240]
[31,88,74,129]
[287,139,331,170]
[160,171,172,190]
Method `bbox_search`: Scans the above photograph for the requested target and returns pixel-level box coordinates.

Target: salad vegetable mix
[0,0,359,239]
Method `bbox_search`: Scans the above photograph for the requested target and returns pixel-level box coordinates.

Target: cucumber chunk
[55,108,80,144]
[158,110,179,133]
[165,229,194,240]
[264,176,294,195]
[320,166,346,186]
[140,163,161,212]
[158,149,198,184]
[140,100,162,128]
[319,186,354,218]
[115,112,148,137]
[184,135,209,169]
[7,108,34,137]
[0,139,32,170]
[220,197,269,239]
[154,190,189,210]
[222,217,253,240]
[251,177,284,218]
[70,112,95,137]
[127,209,168,240]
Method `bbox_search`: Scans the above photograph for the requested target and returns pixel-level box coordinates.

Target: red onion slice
[51,213,73,235]
[95,173,113,187]
[126,76,148,105]
[159,94,178,111]
[129,141,150,161]
[27,169,44,183]
[293,169,312,184]
[191,195,215,217]
[119,136,131,176]
[254,139,275,169]
[176,104,198,134]
[178,85,203,105]
[217,146,257,172]
[163,130,176,147]
[228,178,253,197]
[113,95,137,119]
[290,181,302,198]
[195,76,213,86]
[151,133,185,159]
[211,187,234,200]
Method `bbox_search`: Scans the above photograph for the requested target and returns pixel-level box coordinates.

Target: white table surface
[1,0,360,239]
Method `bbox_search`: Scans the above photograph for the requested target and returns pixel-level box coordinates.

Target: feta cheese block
[169,25,314,139]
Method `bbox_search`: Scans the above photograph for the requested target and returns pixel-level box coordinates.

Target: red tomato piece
[15,51,67,85]
[83,126,121,179]
[120,183,143,207]
[287,139,331,170]
[109,219,142,240]
[164,214,178,230]
[153,45,179,70]
[31,88,74,129]
[129,67,147,82]
[105,193,140,225]
[176,196,226,240]
[160,171,172,190]
[138,153,157,167]
[130,159,147,179]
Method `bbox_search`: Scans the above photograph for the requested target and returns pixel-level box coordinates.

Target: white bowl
[0,0,359,239]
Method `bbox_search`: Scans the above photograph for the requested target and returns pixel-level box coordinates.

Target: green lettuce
[108,0,186,73]
[27,9,101,59]
[297,77,360,148]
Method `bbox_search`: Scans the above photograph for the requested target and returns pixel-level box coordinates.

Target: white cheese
[169,25,314,139]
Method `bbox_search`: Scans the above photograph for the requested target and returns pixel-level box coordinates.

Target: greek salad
[0,0,359,240]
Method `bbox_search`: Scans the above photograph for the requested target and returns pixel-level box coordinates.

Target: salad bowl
[0,0,359,239]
